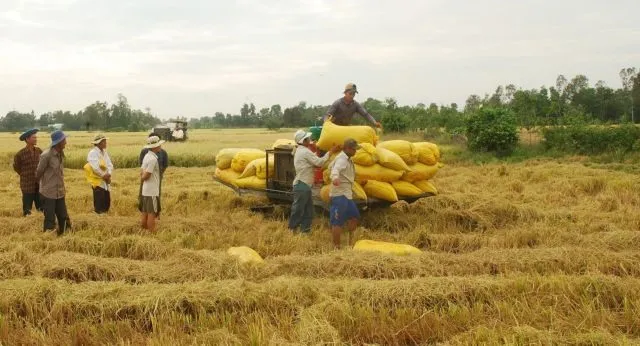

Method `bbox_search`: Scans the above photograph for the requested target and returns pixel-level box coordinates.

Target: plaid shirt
[13,146,43,193]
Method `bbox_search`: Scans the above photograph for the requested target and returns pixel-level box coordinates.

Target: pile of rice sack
[215,121,442,203]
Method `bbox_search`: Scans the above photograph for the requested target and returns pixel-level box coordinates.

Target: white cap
[294,130,312,144]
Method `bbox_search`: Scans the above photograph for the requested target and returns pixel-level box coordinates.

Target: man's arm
[35,153,48,180]
[324,100,339,122]
[106,152,114,175]
[13,152,21,175]
[140,157,156,181]
[160,150,168,174]
[330,155,347,185]
[355,102,379,127]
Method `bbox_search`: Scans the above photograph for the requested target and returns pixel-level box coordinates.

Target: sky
[1,0,639,119]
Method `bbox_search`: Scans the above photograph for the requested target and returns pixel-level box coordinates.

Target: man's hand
[332,178,340,187]
[375,121,383,129]
[102,173,111,182]
[330,145,341,153]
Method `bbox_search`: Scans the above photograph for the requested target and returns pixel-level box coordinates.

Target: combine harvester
[213,121,441,212]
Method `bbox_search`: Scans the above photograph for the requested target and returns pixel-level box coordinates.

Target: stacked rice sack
[317,121,442,203]
[214,140,295,190]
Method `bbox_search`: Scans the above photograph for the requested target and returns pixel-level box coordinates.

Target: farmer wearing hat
[140,136,165,232]
[35,130,69,235]
[323,83,382,128]
[328,138,362,248]
[288,130,338,233]
[85,134,114,214]
[139,133,169,217]
[13,128,43,216]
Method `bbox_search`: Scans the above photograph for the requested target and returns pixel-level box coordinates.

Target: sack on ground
[377,140,418,165]
[363,180,398,202]
[235,176,266,190]
[402,162,440,182]
[413,142,439,165]
[353,240,422,256]
[392,181,424,197]
[355,164,403,184]
[215,168,242,187]
[227,246,264,264]
[376,147,410,171]
[316,120,378,151]
[230,149,265,172]
[352,143,378,166]
[413,180,438,195]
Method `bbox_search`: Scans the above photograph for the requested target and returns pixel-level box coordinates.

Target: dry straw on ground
[0,129,639,344]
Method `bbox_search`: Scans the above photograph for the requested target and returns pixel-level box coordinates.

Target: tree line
[2,68,638,133]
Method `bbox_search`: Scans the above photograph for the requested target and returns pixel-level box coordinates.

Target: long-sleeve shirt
[13,146,43,193]
[292,146,331,187]
[139,148,168,176]
[329,151,355,199]
[323,97,376,126]
[87,147,114,191]
[36,148,65,199]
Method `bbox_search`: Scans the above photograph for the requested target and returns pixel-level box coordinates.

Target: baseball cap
[344,83,358,94]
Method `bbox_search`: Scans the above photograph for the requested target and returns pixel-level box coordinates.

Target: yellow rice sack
[353,181,367,201]
[235,176,266,190]
[377,140,418,165]
[376,147,411,171]
[272,139,296,148]
[322,152,338,170]
[355,164,403,184]
[239,158,259,178]
[227,246,264,264]
[353,240,422,256]
[413,180,438,195]
[230,149,265,172]
[215,168,241,187]
[414,142,440,162]
[413,142,439,165]
[402,162,440,182]
[363,180,398,202]
[352,143,378,166]
[320,184,331,204]
[316,120,378,151]
[255,155,275,179]
[215,148,246,169]
[391,181,424,197]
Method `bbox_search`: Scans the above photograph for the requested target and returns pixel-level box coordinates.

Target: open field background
[1,129,640,344]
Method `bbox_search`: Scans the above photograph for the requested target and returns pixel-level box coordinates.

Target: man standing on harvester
[324,83,382,128]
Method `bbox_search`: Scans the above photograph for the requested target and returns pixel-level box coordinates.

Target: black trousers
[22,191,42,216]
[92,187,111,214]
[41,195,69,235]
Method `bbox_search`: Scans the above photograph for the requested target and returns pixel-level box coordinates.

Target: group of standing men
[13,129,168,235]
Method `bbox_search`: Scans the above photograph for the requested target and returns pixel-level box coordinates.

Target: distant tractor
[152,120,188,142]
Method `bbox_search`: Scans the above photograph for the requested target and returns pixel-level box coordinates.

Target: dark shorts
[330,196,360,227]
[140,196,159,214]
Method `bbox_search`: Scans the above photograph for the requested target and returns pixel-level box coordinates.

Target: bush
[265,117,283,131]
[465,107,519,154]
[381,111,410,133]
[542,124,640,155]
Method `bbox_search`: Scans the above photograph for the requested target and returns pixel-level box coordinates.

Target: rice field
[1,129,640,345]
